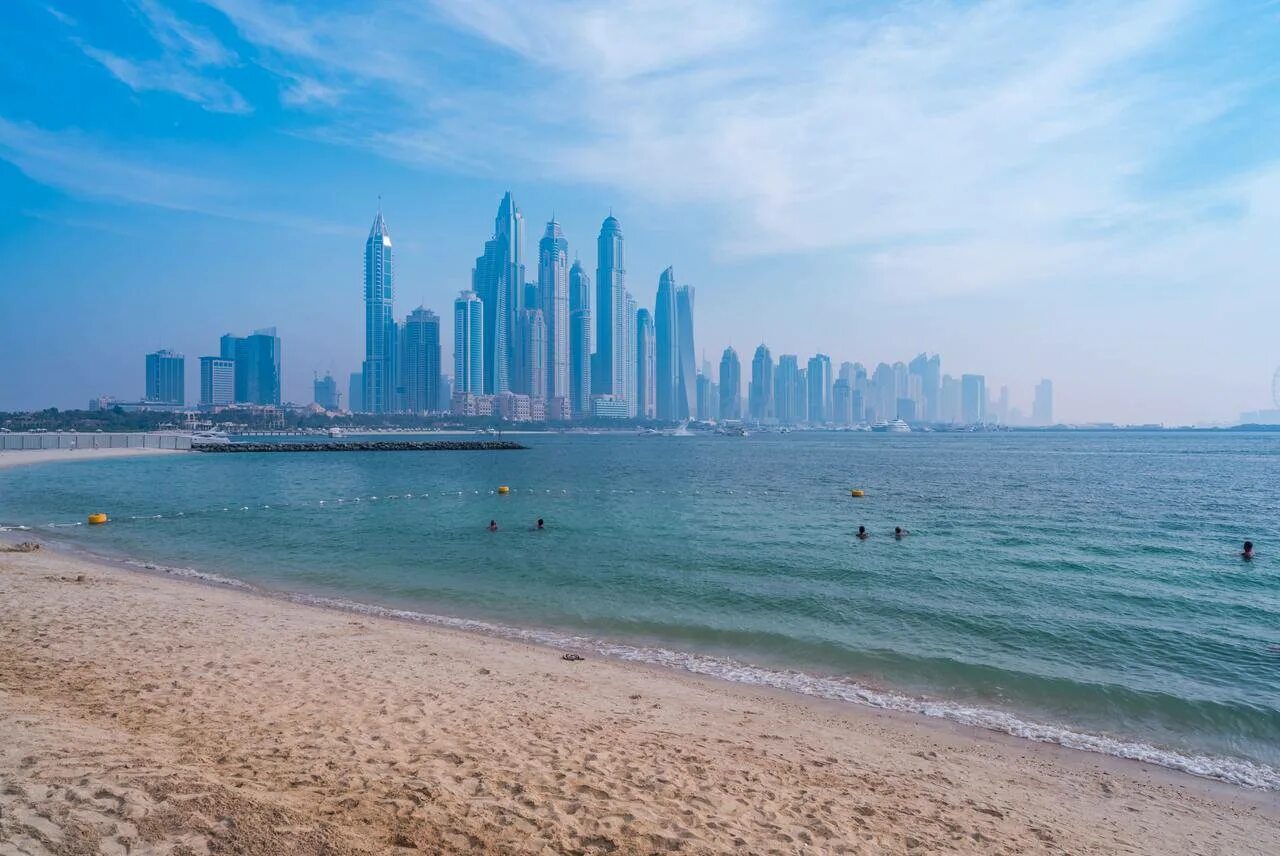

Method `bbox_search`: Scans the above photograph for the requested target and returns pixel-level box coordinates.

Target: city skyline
[1,2,1278,423]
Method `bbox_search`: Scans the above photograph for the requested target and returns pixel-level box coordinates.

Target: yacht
[871,419,912,433]
[191,430,231,446]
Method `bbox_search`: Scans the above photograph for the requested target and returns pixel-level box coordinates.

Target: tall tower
[401,307,440,414]
[654,267,679,421]
[594,214,625,396]
[623,291,637,415]
[750,344,773,421]
[807,354,832,424]
[636,308,656,419]
[539,219,570,400]
[719,346,741,421]
[453,290,484,397]
[570,309,592,416]
[675,285,697,420]
[473,192,524,394]
[363,208,395,413]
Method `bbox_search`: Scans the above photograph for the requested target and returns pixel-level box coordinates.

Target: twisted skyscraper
[473,192,524,394]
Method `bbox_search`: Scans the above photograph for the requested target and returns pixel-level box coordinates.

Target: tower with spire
[363,206,395,413]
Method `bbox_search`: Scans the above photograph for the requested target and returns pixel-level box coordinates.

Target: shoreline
[2,546,1276,853]
[0,446,188,470]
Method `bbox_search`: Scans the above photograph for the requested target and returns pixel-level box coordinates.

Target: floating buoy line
[0,483,838,532]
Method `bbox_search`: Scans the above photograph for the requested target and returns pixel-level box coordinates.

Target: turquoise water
[2,432,1278,788]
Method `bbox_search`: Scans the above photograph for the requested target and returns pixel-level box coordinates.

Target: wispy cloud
[77,0,251,114]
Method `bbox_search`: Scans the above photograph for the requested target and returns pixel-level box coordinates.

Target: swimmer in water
[894,527,909,539]
[536,518,545,530]
[488,520,498,532]
[856,526,869,540]
[1242,540,1254,560]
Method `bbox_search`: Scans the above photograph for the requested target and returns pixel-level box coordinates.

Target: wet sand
[1,548,1276,855]
[0,447,187,470]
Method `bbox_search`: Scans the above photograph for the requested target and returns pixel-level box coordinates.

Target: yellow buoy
[87,512,108,525]
[850,489,865,498]
[497,485,510,495]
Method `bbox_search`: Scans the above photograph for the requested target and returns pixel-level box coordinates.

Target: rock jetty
[196,440,527,453]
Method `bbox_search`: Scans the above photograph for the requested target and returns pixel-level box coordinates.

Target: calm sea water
[3,432,1278,788]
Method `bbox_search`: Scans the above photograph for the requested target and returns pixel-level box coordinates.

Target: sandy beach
[0,548,1276,855]
[0,447,187,470]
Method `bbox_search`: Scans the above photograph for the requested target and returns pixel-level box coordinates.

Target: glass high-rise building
[220,328,281,405]
[961,374,986,424]
[719,347,741,420]
[675,285,696,420]
[401,307,440,414]
[453,291,484,396]
[516,308,547,400]
[538,219,570,400]
[1033,379,1054,425]
[313,372,339,410]
[569,258,591,314]
[594,215,625,397]
[363,209,395,413]
[623,292,637,415]
[749,344,774,421]
[569,309,592,417]
[654,267,679,421]
[636,308,656,419]
[199,356,234,406]
[348,371,363,413]
[807,354,832,424]
[774,355,804,425]
[145,349,184,405]
[473,193,524,394]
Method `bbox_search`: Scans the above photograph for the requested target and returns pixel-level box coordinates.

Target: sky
[0,0,1278,424]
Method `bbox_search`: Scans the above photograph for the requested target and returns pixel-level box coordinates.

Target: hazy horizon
[2,0,1278,423]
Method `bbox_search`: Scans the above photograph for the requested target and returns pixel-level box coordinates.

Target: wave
[96,554,1280,792]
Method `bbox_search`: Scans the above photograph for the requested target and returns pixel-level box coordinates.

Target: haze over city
[2,0,1278,423]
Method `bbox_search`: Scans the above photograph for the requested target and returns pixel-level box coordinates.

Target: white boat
[191,430,231,446]
[871,419,911,433]
[327,427,345,438]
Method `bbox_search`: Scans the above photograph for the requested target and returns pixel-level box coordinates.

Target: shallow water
[2,431,1277,788]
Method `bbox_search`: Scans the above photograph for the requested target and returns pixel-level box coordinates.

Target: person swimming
[856,526,869,540]
[894,527,909,539]
[488,519,498,532]
[1242,540,1254,560]
[536,518,545,530]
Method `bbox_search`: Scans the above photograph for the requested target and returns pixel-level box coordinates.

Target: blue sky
[1,0,1278,423]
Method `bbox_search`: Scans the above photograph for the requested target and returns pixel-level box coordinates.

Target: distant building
[569,309,592,417]
[940,374,960,423]
[675,285,697,420]
[539,218,570,400]
[696,372,718,421]
[749,344,774,421]
[774,355,804,425]
[473,192,524,395]
[590,395,629,419]
[438,374,453,412]
[1033,379,1054,425]
[348,371,364,413]
[516,308,547,400]
[313,372,340,410]
[833,378,853,425]
[145,349,184,405]
[719,347,741,420]
[453,291,484,397]
[807,354,832,424]
[363,209,396,413]
[220,328,281,405]
[623,292,638,416]
[636,308,656,419]
[199,356,234,407]
[961,374,986,424]
[494,391,532,422]
[401,307,441,414]
[654,267,679,421]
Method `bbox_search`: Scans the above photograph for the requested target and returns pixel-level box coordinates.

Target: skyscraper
[220,329,281,405]
[539,219,570,400]
[473,192,524,394]
[517,308,547,400]
[199,356,234,406]
[807,354,832,424]
[1033,379,1054,425]
[636,308,656,419]
[774,355,803,425]
[401,307,440,414]
[940,374,961,423]
[594,215,625,398]
[145,349,184,404]
[719,347,741,420]
[833,378,853,425]
[749,344,774,421]
[313,372,339,410]
[363,209,395,413]
[654,267,679,421]
[675,285,697,420]
[348,371,363,413]
[569,258,591,314]
[569,309,592,416]
[908,353,941,422]
[622,292,637,415]
[453,291,484,396]
[961,374,986,424]
[871,362,894,423]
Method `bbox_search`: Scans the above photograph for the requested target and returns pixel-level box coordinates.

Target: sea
[2,430,1277,789]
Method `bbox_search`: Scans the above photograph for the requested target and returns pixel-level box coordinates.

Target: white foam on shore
[119,557,253,589]
[288,591,1280,792]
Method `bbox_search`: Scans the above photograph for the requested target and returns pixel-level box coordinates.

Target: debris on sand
[0,541,41,553]
[561,653,585,662]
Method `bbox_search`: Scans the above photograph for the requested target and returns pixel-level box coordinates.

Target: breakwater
[196,440,527,453]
